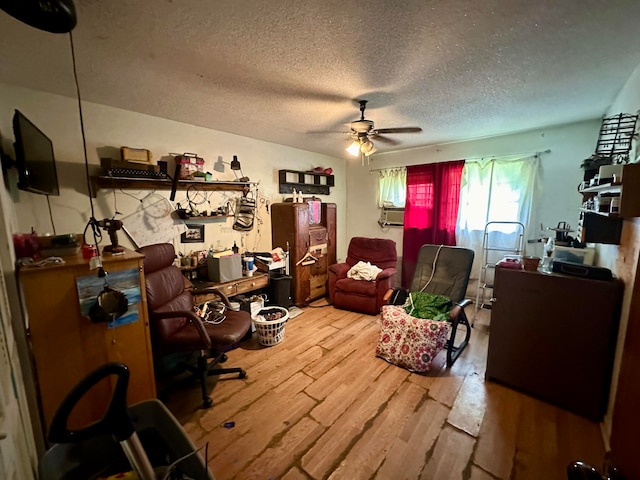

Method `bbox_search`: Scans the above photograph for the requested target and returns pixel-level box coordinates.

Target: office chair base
[195,353,247,408]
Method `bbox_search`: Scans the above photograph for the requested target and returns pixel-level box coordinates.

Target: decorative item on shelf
[121,146,152,164]
[174,152,204,180]
[312,166,333,175]
[213,155,249,182]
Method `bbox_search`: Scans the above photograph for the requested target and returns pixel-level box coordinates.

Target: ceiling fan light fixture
[346,141,361,156]
[361,140,376,156]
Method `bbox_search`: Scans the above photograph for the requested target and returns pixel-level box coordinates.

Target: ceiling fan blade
[374,127,423,134]
[372,134,400,146]
[306,129,350,134]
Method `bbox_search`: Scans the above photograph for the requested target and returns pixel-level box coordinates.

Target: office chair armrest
[150,310,212,349]
[189,287,232,308]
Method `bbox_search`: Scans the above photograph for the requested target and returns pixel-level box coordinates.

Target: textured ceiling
[1,1,640,160]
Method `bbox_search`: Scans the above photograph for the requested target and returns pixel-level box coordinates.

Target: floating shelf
[182,215,233,221]
[278,170,334,195]
[90,176,253,198]
[580,183,622,195]
[579,208,619,218]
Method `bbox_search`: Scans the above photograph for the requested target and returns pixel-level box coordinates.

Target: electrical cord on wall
[419,244,444,293]
[68,31,103,250]
[45,195,56,235]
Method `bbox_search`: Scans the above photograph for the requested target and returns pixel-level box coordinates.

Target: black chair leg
[446,311,472,367]
[197,354,214,408]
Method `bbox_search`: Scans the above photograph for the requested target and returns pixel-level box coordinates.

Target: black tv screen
[13,109,60,196]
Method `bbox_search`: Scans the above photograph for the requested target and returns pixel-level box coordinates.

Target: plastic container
[522,256,541,271]
[252,306,289,346]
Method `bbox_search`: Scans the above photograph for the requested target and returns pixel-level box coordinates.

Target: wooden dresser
[19,249,156,434]
[487,267,622,421]
[271,202,336,306]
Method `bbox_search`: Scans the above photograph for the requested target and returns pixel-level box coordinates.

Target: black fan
[0,0,76,33]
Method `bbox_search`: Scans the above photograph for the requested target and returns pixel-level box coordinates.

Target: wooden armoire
[271,202,336,306]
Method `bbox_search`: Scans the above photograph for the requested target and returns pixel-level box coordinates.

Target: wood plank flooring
[164,304,606,480]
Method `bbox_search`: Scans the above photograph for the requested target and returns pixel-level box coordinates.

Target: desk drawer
[310,273,327,300]
[235,274,269,295]
[310,255,327,276]
[192,273,269,303]
[309,227,327,246]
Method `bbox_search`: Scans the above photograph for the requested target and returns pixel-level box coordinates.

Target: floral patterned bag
[376,305,451,372]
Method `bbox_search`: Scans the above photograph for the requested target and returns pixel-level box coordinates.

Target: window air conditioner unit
[379,207,404,227]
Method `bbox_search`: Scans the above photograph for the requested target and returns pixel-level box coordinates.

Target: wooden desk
[19,249,156,434]
[487,267,622,421]
[191,271,269,303]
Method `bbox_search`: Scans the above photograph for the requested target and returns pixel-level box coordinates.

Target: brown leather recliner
[328,237,397,315]
[138,243,251,408]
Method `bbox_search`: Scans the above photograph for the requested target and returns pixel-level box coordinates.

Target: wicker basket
[252,307,289,346]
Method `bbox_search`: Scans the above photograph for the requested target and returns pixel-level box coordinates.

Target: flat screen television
[12,109,60,196]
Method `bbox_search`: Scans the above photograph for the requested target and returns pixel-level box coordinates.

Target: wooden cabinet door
[271,203,310,305]
[323,203,337,267]
[20,251,155,432]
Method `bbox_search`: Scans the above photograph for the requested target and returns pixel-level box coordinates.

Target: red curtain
[402,160,464,287]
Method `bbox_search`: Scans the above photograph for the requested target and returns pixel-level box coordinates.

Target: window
[456,155,541,277]
[376,168,406,208]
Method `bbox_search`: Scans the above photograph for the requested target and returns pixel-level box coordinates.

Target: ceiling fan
[346,100,422,163]
[0,0,76,33]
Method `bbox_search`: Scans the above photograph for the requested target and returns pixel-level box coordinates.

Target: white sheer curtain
[456,155,541,278]
[377,168,406,207]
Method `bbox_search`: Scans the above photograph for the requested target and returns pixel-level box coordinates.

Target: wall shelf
[278,170,334,195]
[90,176,253,198]
[579,208,619,218]
[182,215,233,221]
[577,163,640,244]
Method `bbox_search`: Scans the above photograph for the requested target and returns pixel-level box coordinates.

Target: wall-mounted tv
[12,109,60,196]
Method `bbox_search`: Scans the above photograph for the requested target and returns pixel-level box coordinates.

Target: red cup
[82,244,98,259]
[13,233,39,259]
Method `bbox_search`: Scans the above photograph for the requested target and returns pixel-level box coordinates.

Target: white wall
[345,120,601,259]
[0,83,347,260]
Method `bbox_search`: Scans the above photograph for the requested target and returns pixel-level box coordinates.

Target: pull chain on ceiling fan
[346,100,422,165]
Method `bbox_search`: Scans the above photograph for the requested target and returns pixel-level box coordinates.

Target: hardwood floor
[164,304,606,480]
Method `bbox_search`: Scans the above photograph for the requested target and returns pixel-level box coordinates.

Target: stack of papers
[255,248,288,271]
[211,249,234,258]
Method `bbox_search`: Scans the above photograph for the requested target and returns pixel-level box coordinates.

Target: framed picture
[181,224,205,243]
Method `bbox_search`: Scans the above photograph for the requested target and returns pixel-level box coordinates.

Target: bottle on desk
[541,237,555,272]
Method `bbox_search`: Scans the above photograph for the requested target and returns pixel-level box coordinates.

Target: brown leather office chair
[328,237,397,315]
[138,243,250,408]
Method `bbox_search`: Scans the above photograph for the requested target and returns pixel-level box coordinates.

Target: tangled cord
[17,257,65,267]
